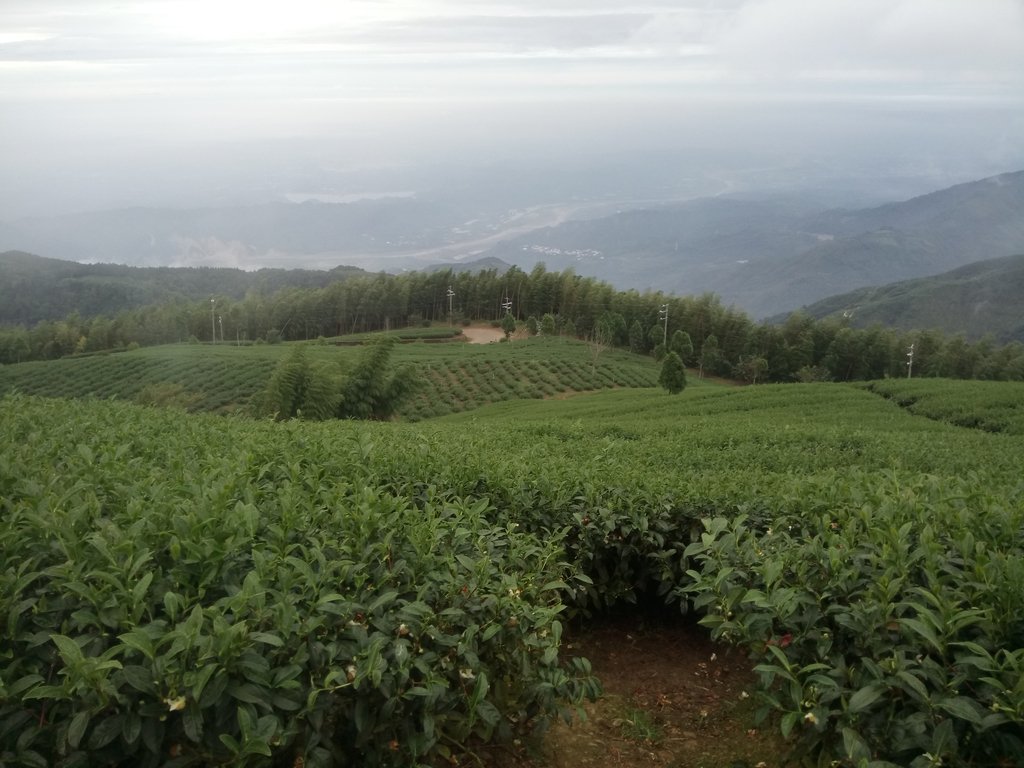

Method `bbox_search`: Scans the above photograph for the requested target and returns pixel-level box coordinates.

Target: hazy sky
[3,0,1024,216]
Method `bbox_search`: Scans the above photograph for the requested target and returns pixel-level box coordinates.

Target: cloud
[714,0,1024,88]
[1,0,1022,220]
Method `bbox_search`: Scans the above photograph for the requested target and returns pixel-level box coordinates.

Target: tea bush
[682,473,1024,767]
[861,378,1024,435]
[0,396,599,767]
[3,380,1023,767]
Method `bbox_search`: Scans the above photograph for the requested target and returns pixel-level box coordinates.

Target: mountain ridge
[773,252,1024,343]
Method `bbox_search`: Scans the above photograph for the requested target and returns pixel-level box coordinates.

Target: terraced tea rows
[0,336,660,418]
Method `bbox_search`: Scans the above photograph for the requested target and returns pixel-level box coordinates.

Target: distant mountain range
[480,170,1024,318]
[1,170,1022,326]
[774,252,1024,344]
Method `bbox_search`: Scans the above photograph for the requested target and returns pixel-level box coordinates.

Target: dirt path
[486,617,784,768]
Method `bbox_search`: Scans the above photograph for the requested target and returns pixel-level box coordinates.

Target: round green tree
[659,351,687,394]
[501,312,517,341]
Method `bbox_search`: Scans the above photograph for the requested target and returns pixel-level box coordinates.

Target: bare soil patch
[461,327,506,344]
[484,615,783,768]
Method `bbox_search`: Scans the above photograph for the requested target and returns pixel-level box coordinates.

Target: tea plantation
[0,336,660,419]
[1,341,1023,766]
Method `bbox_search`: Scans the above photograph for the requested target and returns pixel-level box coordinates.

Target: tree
[735,355,769,385]
[698,334,720,379]
[669,330,693,365]
[501,312,517,341]
[259,345,338,420]
[540,313,556,336]
[587,326,608,373]
[337,338,417,420]
[597,311,627,347]
[629,320,646,354]
[659,351,687,394]
[525,316,539,336]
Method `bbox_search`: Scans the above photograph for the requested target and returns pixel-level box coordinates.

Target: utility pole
[501,296,512,315]
[210,298,216,343]
[218,315,224,345]
[447,286,455,327]
[906,343,915,379]
[659,303,669,347]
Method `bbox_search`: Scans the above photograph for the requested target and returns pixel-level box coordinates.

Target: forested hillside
[777,252,1024,342]
[0,251,365,326]
[3,261,1024,383]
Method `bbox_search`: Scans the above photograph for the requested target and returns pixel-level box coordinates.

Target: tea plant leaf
[368,591,399,614]
[937,696,984,725]
[848,683,886,714]
[87,714,123,750]
[67,710,89,749]
[842,727,871,762]
[119,665,155,694]
[51,634,84,666]
[118,630,155,660]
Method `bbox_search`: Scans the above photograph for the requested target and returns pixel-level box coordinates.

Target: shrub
[682,476,1024,767]
[0,397,601,767]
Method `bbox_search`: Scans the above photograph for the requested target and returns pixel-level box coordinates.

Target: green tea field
[0,334,661,419]
[1,336,1022,767]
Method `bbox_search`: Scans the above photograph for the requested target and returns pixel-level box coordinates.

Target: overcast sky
[3,0,1024,216]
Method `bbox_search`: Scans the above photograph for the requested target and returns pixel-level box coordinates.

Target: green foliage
[2,378,1024,766]
[861,378,1024,434]
[669,330,693,363]
[501,313,517,340]
[0,395,600,767]
[619,706,664,745]
[698,334,721,377]
[629,320,646,354]
[0,336,661,420]
[795,365,831,383]
[597,311,627,348]
[658,351,687,394]
[735,355,769,384]
[540,313,556,336]
[337,339,416,421]
[6,255,1024,385]
[525,316,539,336]
[682,478,1024,766]
[259,345,338,421]
[134,382,202,411]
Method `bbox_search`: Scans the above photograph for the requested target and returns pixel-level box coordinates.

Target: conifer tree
[659,351,687,394]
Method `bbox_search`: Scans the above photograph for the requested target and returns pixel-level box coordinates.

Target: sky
[2,0,1024,217]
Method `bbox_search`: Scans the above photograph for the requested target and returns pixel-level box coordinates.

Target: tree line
[2,263,1023,383]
